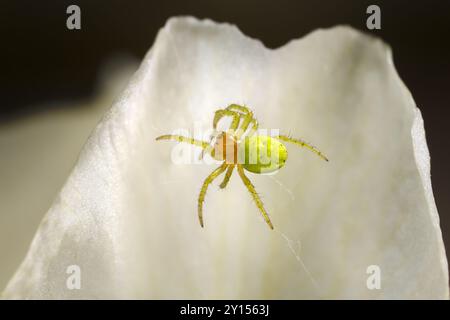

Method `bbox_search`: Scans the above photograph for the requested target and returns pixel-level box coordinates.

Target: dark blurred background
[0,0,449,271]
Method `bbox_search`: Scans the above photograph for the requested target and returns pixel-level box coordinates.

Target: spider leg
[276,135,329,161]
[219,164,235,189]
[236,112,259,140]
[156,134,210,149]
[226,104,250,115]
[199,132,218,161]
[237,164,274,230]
[245,118,259,138]
[198,163,228,227]
[213,109,241,132]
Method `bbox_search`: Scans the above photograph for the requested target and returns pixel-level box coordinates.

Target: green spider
[156,104,328,230]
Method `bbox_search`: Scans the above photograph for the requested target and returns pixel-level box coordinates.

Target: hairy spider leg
[277,135,329,162]
[226,104,258,137]
[219,164,235,189]
[225,104,257,138]
[198,163,229,227]
[237,164,274,229]
[236,113,259,140]
[242,118,259,139]
[213,109,241,131]
[225,104,259,140]
[156,135,210,149]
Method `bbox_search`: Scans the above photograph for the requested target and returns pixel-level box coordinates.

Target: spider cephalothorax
[156,104,328,229]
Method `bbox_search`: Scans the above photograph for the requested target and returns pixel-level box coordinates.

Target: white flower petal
[3,17,448,299]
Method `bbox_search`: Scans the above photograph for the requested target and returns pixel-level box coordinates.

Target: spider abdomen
[238,135,288,174]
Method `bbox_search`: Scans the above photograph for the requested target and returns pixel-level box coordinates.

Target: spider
[156,104,328,230]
